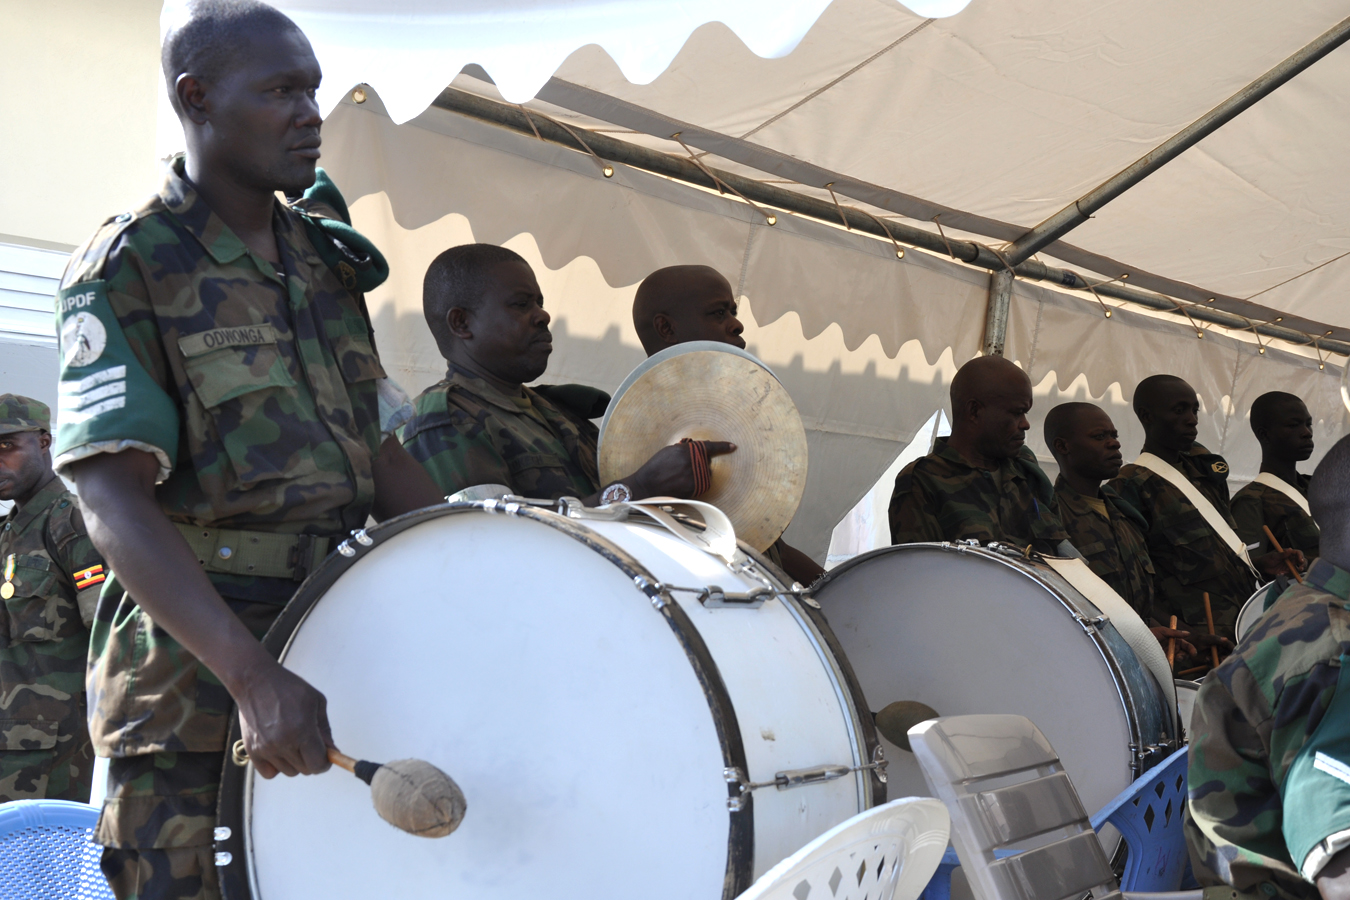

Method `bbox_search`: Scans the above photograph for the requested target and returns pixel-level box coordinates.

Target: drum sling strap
[174,523,330,581]
[1133,452,1259,578]
[1253,471,1315,520]
[1282,651,1350,880]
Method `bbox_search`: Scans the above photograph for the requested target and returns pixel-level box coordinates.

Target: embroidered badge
[74,564,106,590]
[1,554,14,600]
[61,310,108,368]
[1211,461,1229,474]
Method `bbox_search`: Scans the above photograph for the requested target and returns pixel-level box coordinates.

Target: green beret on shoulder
[290,168,390,295]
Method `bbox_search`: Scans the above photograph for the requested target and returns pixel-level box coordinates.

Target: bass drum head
[815,544,1155,822]
[241,510,735,900]
[1175,679,1202,740]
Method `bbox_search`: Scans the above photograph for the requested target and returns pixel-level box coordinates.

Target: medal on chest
[1,554,14,600]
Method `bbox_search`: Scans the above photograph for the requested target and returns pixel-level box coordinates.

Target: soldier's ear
[37,431,52,453]
[175,73,210,125]
[447,306,473,341]
[653,313,676,345]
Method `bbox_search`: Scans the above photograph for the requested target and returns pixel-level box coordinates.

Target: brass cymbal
[599,347,807,552]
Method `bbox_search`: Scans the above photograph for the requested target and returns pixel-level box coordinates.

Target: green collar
[444,363,532,416]
[1307,558,1350,601]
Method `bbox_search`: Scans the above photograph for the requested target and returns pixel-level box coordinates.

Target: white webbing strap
[1133,452,1258,577]
[1253,471,1314,519]
[1043,556,1177,715]
[620,498,740,563]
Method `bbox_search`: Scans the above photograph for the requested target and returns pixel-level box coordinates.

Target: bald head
[1310,434,1350,568]
[632,265,745,356]
[947,356,1033,464]
[1132,374,1200,454]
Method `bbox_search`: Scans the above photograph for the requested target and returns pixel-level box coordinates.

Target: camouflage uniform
[1232,474,1319,561]
[888,437,1068,554]
[401,363,605,501]
[53,159,387,900]
[0,396,104,802]
[1184,559,1350,900]
[1110,444,1258,640]
[1052,476,1156,622]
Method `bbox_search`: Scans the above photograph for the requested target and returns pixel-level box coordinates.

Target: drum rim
[811,541,1178,781]
[215,501,759,900]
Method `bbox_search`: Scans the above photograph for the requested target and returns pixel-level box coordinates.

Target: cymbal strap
[680,438,713,496]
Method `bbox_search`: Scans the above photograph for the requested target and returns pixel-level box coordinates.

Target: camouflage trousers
[97,751,224,900]
[0,726,95,802]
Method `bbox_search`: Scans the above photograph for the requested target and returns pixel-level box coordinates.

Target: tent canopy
[183,0,1350,557]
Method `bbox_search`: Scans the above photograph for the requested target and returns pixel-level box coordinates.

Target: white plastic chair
[735,797,950,900]
[908,715,1201,900]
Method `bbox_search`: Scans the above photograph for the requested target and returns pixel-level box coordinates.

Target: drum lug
[1072,613,1108,632]
[699,585,772,609]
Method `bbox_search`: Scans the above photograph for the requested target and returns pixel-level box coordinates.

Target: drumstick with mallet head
[1262,525,1304,584]
[326,748,466,838]
[235,739,466,838]
[1202,592,1221,671]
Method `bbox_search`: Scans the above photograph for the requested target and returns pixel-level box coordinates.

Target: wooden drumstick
[1262,525,1304,584]
[1166,614,1178,670]
[1202,592,1220,670]
[326,747,466,838]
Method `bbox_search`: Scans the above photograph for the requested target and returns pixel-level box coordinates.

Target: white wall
[0,0,162,250]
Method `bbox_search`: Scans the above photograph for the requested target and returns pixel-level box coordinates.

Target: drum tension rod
[723,747,889,811]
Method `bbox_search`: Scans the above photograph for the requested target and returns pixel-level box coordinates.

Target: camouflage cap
[0,394,51,435]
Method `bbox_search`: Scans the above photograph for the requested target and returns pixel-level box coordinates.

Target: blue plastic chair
[919,744,1193,900]
[0,800,115,900]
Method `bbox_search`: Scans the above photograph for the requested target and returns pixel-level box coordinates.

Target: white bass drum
[812,543,1178,825]
[216,501,883,900]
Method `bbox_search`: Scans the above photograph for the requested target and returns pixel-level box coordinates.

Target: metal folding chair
[0,799,114,900]
[736,797,951,900]
[908,715,1200,900]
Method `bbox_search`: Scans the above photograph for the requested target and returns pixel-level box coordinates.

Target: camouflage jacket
[53,158,386,757]
[1232,474,1319,562]
[888,438,1068,554]
[401,364,603,501]
[1053,476,1157,623]
[1184,559,1350,900]
[0,477,104,801]
[1110,444,1258,639]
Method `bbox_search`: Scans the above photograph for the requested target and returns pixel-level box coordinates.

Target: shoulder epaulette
[60,195,166,289]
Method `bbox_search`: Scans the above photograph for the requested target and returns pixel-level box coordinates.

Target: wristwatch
[600,482,632,506]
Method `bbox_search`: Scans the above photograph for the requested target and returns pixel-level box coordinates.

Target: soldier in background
[403,244,732,505]
[629,265,823,584]
[0,395,104,802]
[1044,401,1212,657]
[1184,434,1350,900]
[55,4,444,898]
[1110,375,1303,642]
[889,355,1070,555]
[1232,391,1319,561]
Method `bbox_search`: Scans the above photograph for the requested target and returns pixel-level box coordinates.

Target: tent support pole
[983,270,1014,356]
[1003,13,1350,266]
[428,86,1349,358]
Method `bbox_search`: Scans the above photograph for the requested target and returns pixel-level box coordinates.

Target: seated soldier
[889,355,1069,555]
[1185,434,1350,900]
[404,246,729,504]
[632,264,823,584]
[0,395,105,802]
[1045,401,1210,657]
[1232,391,1319,561]
[1110,375,1303,643]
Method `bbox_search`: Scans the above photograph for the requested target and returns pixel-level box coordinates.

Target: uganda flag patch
[75,565,106,589]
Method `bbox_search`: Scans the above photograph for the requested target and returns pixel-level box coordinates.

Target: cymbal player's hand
[1149,626,1196,658]
[237,659,334,780]
[628,441,736,499]
[1255,548,1306,578]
